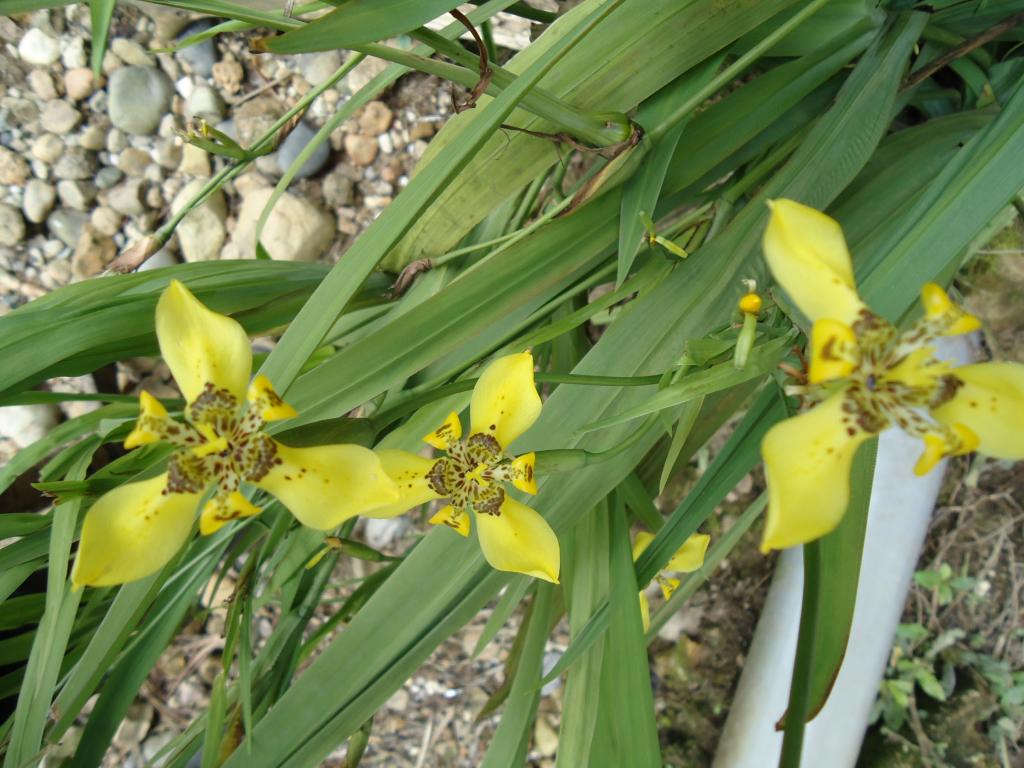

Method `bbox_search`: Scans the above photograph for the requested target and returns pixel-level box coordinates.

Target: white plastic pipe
[713,336,973,768]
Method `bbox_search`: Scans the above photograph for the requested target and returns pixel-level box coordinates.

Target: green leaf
[594,500,660,767]
[479,585,554,767]
[262,1,465,52]
[555,503,609,768]
[617,56,724,284]
[88,0,116,77]
[3,450,90,768]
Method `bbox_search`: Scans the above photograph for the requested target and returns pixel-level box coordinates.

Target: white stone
[170,179,226,262]
[0,404,60,448]
[18,29,61,66]
[231,188,335,262]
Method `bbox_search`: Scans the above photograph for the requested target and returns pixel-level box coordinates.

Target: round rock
[232,188,334,261]
[184,85,225,122]
[64,68,95,101]
[0,146,30,185]
[47,209,89,247]
[171,180,226,262]
[176,20,218,77]
[275,121,330,179]
[23,180,57,224]
[53,148,98,180]
[0,205,26,247]
[40,99,81,134]
[18,29,61,66]
[108,66,175,136]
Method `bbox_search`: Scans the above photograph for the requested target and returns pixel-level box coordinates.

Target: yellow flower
[374,352,560,583]
[632,530,710,631]
[72,280,399,588]
[759,199,1024,552]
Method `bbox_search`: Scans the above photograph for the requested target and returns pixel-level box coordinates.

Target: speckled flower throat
[127,376,294,531]
[805,278,980,474]
[425,432,535,518]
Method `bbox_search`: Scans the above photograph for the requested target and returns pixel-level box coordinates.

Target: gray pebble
[95,166,123,189]
[176,20,218,77]
[298,51,342,87]
[40,100,81,135]
[275,121,330,180]
[107,179,147,216]
[30,134,63,165]
[53,148,98,180]
[0,204,26,246]
[56,180,98,210]
[18,29,61,66]
[79,123,107,151]
[23,180,56,223]
[108,66,175,136]
[118,148,151,177]
[153,138,182,170]
[106,128,128,154]
[47,208,89,247]
[184,85,225,122]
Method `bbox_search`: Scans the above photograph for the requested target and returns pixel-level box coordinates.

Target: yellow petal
[658,576,681,601]
[156,279,252,405]
[760,394,871,552]
[124,390,170,449]
[429,504,470,537]
[470,352,542,449]
[199,491,262,535]
[247,374,298,422]
[808,319,860,384]
[667,533,710,573]
[370,448,443,518]
[475,496,560,583]
[932,362,1024,459]
[423,411,462,451]
[71,474,200,588]
[638,590,651,633]
[509,452,537,494]
[763,199,866,326]
[920,282,981,336]
[254,441,400,530]
[632,530,654,561]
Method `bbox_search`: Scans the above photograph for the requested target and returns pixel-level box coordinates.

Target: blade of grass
[555,502,610,768]
[3,449,90,768]
[88,0,116,77]
[595,498,660,767]
[479,584,554,767]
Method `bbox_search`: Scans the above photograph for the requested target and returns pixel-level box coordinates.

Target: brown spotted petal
[254,441,400,529]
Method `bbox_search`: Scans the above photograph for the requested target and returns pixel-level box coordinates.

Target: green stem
[779,540,822,768]
[650,0,834,143]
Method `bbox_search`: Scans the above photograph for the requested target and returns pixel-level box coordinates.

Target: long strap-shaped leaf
[258,0,624,394]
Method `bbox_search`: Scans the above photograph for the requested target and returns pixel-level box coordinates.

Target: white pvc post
[713,336,972,768]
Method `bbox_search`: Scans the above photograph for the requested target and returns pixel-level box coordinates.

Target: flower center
[814,309,967,455]
[426,433,508,515]
[154,384,280,497]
